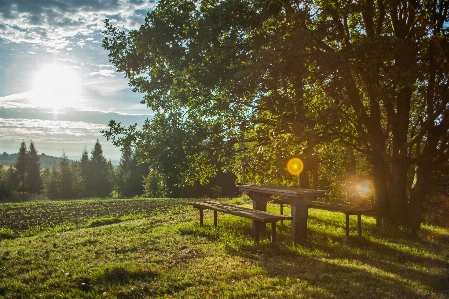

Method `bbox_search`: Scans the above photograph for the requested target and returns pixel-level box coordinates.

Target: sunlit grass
[0,197,448,298]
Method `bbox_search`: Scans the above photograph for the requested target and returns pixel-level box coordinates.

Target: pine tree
[15,141,28,194]
[69,161,82,199]
[115,148,147,197]
[79,149,90,198]
[43,165,59,199]
[116,147,133,197]
[7,166,18,193]
[27,141,42,194]
[59,152,74,199]
[89,140,112,197]
[0,164,14,201]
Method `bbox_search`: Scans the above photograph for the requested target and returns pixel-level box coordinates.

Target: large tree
[88,140,113,197]
[59,152,74,199]
[79,149,91,197]
[103,0,449,233]
[27,141,42,194]
[115,146,149,198]
[15,141,28,194]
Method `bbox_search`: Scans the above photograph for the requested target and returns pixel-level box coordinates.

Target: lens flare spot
[357,180,374,199]
[287,158,304,175]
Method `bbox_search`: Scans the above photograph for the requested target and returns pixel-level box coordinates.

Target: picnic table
[237,185,327,243]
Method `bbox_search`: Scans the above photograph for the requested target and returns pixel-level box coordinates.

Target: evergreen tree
[116,146,133,197]
[143,169,165,198]
[0,164,14,201]
[116,147,148,197]
[79,149,90,198]
[106,160,115,195]
[7,166,18,193]
[43,165,59,199]
[15,141,28,193]
[59,152,74,199]
[27,141,42,194]
[69,161,83,199]
[89,140,112,197]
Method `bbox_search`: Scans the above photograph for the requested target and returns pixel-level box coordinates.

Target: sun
[31,64,82,112]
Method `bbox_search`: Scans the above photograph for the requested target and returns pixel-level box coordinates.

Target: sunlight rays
[31,64,83,112]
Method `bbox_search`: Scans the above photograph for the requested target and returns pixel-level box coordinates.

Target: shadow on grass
[185,207,449,297]
[96,266,159,284]
[177,224,221,242]
[0,232,16,241]
[212,216,449,298]
[87,217,122,228]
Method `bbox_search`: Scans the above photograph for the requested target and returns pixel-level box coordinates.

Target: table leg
[280,204,284,226]
[357,214,362,236]
[247,191,271,237]
[199,209,204,225]
[271,222,276,243]
[346,214,350,237]
[290,200,309,243]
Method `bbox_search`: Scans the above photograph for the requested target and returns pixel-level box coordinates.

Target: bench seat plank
[193,201,292,223]
[192,201,292,243]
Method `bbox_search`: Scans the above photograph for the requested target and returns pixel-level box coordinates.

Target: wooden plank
[192,201,292,244]
[308,202,372,214]
[237,185,326,197]
[192,201,292,223]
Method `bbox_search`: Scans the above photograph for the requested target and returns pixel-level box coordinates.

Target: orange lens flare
[357,180,374,199]
[287,157,304,175]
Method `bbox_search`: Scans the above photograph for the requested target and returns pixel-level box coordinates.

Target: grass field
[0,197,448,298]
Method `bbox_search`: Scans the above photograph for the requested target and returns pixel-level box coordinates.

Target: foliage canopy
[103,0,449,232]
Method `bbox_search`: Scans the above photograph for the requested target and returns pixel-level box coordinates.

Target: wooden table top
[237,185,327,197]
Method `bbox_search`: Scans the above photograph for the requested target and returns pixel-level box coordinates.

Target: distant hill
[0,152,68,168]
[0,153,120,168]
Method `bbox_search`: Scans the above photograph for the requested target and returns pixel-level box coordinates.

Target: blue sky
[0,0,158,160]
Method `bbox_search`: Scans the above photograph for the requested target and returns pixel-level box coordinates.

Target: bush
[0,181,14,202]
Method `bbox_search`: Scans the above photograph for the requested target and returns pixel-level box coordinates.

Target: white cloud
[0,92,33,108]
[86,69,115,77]
[0,0,158,50]
[0,118,108,143]
[0,117,123,159]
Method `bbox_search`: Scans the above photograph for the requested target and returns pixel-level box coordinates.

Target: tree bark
[409,163,431,235]
[369,150,390,226]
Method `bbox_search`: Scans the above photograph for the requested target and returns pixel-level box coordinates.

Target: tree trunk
[389,157,409,227]
[370,151,389,226]
[408,164,430,235]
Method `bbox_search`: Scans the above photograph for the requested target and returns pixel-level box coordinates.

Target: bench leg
[280,204,284,226]
[271,222,276,243]
[214,210,218,227]
[357,214,362,237]
[199,209,204,225]
[345,214,350,237]
[254,223,260,243]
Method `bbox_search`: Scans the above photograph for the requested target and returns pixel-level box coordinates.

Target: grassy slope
[0,197,448,298]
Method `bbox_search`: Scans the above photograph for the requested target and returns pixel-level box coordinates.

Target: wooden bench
[273,199,373,237]
[192,201,292,243]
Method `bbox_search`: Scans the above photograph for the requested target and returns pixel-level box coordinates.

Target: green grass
[0,197,448,298]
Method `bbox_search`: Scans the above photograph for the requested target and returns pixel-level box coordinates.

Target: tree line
[0,141,114,200]
[0,152,68,169]
[0,140,238,201]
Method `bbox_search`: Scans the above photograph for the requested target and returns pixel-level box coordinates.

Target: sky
[0,0,158,161]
